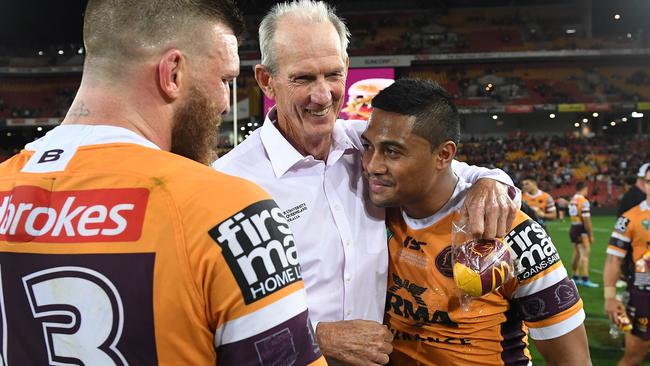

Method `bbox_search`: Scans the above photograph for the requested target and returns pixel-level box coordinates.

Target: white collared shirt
[213,109,515,327]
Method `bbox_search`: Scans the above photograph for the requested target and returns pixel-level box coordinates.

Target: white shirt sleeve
[451,160,521,206]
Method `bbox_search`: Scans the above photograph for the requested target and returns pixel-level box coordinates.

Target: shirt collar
[526,190,542,199]
[260,107,307,178]
[260,107,357,178]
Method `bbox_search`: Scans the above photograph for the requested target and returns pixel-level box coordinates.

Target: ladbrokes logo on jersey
[0,186,148,242]
[210,200,301,304]
[505,219,560,280]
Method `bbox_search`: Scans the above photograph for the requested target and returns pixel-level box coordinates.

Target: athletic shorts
[569,225,589,245]
[626,289,650,341]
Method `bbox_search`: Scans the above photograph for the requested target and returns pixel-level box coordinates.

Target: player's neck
[403,171,458,219]
[61,80,172,151]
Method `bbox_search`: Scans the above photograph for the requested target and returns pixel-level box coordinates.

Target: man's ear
[255,64,275,99]
[436,141,457,169]
[158,49,185,101]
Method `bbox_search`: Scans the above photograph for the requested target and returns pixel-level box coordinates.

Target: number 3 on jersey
[0,252,157,366]
[22,267,127,366]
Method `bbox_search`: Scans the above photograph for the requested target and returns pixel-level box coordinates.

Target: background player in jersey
[522,176,557,228]
[569,182,599,288]
[0,1,325,365]
[604,168,650,366]
[361,79,590,365]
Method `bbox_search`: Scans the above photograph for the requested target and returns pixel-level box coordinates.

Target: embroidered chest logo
[403,235,427,252]
[282,203,308,222]
[435,246,454,278]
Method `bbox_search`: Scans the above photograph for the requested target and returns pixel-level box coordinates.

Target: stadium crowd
[459,134,650,207]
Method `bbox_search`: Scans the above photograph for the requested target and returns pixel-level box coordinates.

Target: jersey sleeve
[183,178,325,365]
[545,194,556,214]
[504,215,584,341]
[580,199,590,218]
[607,215,632,258]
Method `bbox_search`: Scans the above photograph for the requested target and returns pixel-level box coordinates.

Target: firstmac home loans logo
[210,200,302,304]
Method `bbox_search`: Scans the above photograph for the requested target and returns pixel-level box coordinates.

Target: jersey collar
[24,124,161,151]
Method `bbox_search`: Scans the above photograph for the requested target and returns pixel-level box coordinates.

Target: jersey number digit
[568,204,578,217]
[22,266,128,366]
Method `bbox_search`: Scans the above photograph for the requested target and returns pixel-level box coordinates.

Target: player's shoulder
[170,154,269,203]
[335,118,366,148]
[505,210,562,281]
[622,202,645,218]
[109,147,271,207]
[0,150,33,175]
[510,210,533,230]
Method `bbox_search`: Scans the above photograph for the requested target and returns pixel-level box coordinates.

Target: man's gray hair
[258,0,350,74]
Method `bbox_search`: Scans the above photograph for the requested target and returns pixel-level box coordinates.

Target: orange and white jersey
[607,201,650,291]
[522,190,556,217]
[386,177,584,366]
[0,125,325,366]
[569,194,591,226]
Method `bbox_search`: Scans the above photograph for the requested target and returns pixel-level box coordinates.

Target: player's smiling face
[361,108,437,208]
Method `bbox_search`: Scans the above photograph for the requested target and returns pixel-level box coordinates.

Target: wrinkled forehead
[274,18,344,62]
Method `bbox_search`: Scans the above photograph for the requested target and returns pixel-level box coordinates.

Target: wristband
[604,286,616,299]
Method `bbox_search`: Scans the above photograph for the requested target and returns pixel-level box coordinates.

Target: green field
[528,216,649,366]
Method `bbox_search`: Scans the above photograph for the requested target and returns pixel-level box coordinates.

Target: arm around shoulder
[451,159,514,187]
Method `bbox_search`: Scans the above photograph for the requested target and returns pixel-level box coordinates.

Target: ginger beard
[171,85,221,165]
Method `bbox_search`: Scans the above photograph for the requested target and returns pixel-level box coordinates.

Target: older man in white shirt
[214,1,518,365]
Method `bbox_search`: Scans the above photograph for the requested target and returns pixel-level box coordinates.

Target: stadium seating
[458,136,650,207]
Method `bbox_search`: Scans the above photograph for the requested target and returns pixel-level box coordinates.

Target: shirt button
[345,276,351,282]
[345,240,352,246]
[334,204,341,211]
[346,310,352,316]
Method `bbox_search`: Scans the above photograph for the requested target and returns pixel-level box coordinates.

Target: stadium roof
[1,0,648,47]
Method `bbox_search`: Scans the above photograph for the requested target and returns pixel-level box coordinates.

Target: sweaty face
[361,109,436,208]
[171,85,220,165]
[268,19,347,145]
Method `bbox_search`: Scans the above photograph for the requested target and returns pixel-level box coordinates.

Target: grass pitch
[528,216,649,365]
